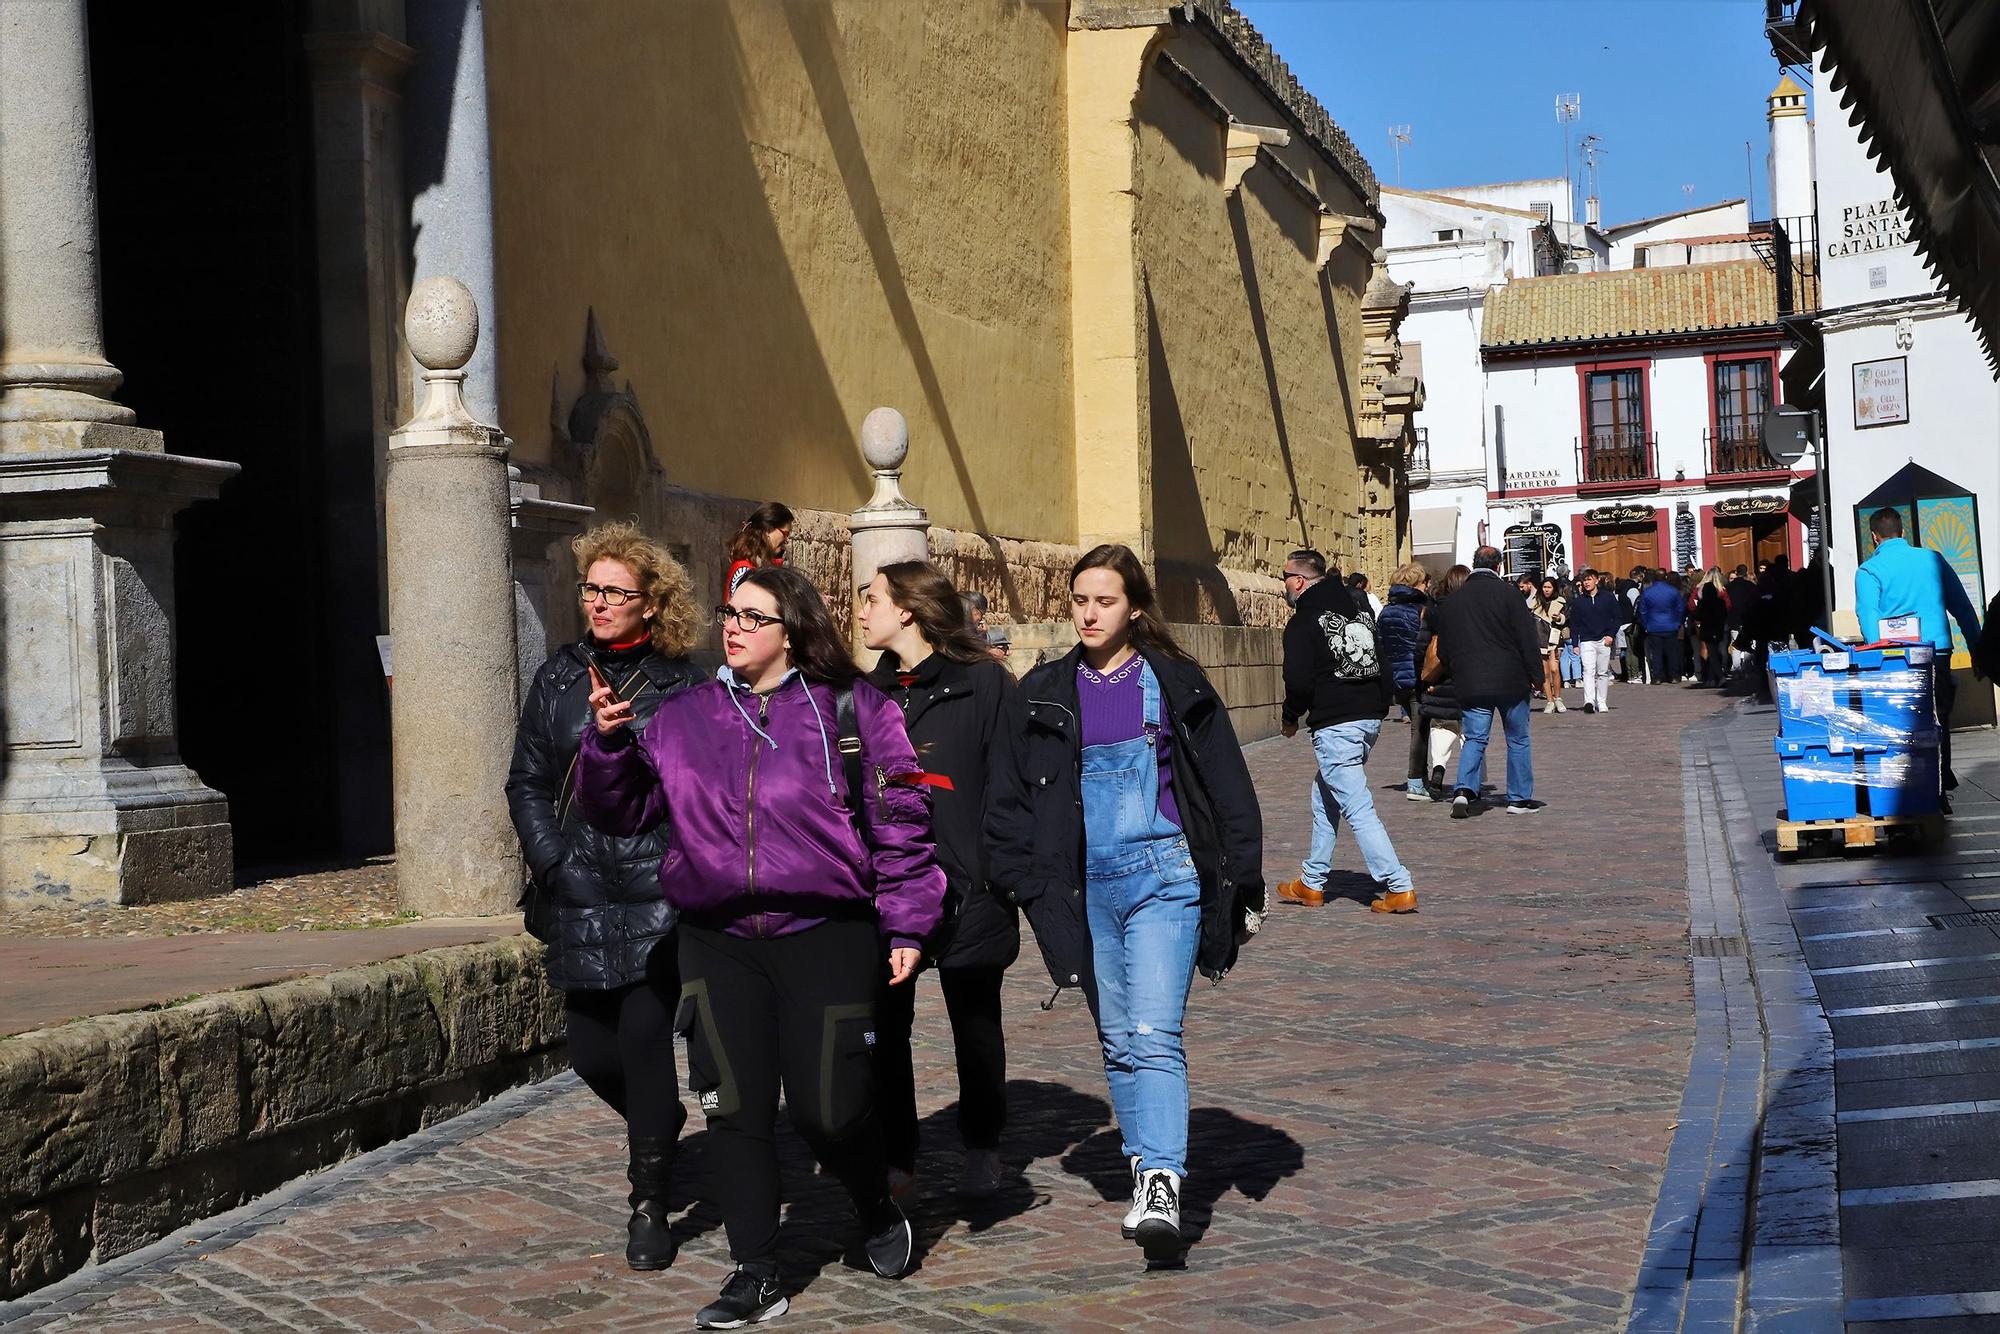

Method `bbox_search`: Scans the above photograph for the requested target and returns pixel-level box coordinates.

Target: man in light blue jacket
[1855,507,1982,789]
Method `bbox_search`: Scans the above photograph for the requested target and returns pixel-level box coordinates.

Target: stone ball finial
[406,277,479,372]
[860,406,909,471]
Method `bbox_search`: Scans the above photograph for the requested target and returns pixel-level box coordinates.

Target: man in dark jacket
[1568,568,1623,714]
[1273,550,1416,913]
[1432,545,1544,817]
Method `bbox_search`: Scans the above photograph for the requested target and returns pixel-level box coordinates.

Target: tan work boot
[1275,877,1325,907]
[1370,889,1418,914]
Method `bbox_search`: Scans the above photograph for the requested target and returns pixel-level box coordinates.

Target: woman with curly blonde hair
[505,521,703,1271]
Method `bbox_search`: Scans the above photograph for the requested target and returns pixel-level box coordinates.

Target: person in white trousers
[1568,569,1626,715]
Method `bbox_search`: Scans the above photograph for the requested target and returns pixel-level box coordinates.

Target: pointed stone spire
[581,307,619,395]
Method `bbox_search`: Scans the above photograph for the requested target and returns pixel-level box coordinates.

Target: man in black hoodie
[1432,545,1545,817]
[1274,550,1417,914]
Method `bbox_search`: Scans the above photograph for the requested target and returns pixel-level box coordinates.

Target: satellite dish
[1761,405,1814,465]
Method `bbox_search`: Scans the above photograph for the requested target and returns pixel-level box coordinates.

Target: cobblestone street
[6,685,1726,1333]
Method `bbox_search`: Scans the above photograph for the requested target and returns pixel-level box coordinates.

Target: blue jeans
[1456,695,1534,803]
[1304,721,1414,894]
[1082,838,1201,1177]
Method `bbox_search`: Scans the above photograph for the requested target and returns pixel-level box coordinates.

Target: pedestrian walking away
[1417,565,1470,793]
[987,544,1266,1264]
[1433,546,1544,816]
[1568,569,1622,714]
[721,500,793,597]
[1638,569,1688,686]
[573,565,946,1328]
[1855,507,1983,791]
[858,561,1023,1206]
[506,522,706,1273]
[1272,549,1417,914]
[1377,563,1435,801]
[1693,567,1730,686]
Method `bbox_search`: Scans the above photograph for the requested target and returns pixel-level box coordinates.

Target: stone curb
[0,1073,582,1329]
[1623,703,1842,1333]
[0,934,566,1300]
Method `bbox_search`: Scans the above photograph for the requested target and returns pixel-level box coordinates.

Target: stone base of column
[0,446,241,911]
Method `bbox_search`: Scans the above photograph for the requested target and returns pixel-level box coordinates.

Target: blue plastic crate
[1774,735,1940,821]
[1771,645,1934,745]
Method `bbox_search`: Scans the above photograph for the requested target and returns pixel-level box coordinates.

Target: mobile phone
[587,653,625,703]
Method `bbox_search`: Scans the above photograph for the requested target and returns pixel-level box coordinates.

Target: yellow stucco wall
[1132,33,1373,595]
[487,0,1075,544]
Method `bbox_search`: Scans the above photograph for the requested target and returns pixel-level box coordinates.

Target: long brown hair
[876,561,992,667]
[1070,544,1195,664]
[1439,564,1472,599]
[738,566,860,686]
[725,500,794,568]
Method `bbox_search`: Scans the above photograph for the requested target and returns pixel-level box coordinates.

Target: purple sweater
[573,675,945,952]
[1077,656,1180,827]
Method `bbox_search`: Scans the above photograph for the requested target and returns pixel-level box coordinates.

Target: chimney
[1766,73,1814,222]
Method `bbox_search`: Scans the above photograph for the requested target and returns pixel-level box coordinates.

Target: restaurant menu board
[1853,356,1909,429]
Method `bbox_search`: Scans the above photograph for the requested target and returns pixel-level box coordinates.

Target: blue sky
[1237,0,1803,227]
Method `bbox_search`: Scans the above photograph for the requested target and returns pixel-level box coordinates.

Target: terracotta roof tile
[1481,259,1777,350]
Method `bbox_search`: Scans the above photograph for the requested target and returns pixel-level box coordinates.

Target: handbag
[1419,634,1446,686]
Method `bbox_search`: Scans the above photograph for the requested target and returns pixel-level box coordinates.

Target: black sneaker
[1506,799,1547,815]
[696,1267,787,1329]
[1582,701,1597,714]
[862,1198,913,1278]
[1429,766,1445,790]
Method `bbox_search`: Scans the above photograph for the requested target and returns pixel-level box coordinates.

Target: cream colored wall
[486,0,1075,545]
[1131,33,1372,613]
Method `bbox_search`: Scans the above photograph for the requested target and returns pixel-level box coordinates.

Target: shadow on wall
[1226,182,1311,562]
[1145,275,1243,627]
[777,3,1025,619]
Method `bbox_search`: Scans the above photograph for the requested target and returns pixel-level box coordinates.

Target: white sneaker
[1132,1168,1184,1261]
[1554,699,1567,713]
[1120,1156,1143,1238]
[1541,700,1556,714]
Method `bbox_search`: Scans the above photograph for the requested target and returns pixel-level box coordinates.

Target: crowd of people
[502,497,1985,1327]
[506,507,1265,1328]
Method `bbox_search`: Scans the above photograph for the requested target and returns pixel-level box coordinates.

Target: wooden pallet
[1776,809,1945,856]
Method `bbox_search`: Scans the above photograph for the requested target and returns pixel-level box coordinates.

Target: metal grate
[1930,912,2000,930]
[1691,934,1747,957]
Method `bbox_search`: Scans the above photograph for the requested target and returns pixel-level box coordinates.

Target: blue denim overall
[1080,661,1202,1177]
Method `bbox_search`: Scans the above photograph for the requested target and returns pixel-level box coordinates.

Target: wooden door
[1715,520,1753,573]
[1753,516,1788,566]
[1586,523,1657,579]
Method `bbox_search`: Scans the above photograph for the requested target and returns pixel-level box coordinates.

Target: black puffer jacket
[986,646,1266,988]
[867,651,1021,971]
[506,639,703,992]
[1414,601,1461,722]
[1379,584,1431,691]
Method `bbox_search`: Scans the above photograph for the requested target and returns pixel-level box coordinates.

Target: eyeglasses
[715,604,783,633]
[578,582,645,606]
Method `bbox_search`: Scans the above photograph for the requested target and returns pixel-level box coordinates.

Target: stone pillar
[386,278,521,915]
[510,469,592,702]
[0,0,144,449]
[849,407,930,594]
[0,0,240,908]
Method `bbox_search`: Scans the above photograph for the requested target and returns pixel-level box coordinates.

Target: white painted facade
[1602,200,1751,271]
[1806,58,2000,638]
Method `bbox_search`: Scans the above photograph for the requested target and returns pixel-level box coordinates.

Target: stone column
[0,0,240,908]
[849,407,930,595]
[386,278,521,915]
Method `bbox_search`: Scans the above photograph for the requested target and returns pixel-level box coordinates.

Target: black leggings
[874,964,1008,1172]
[677,918,889,1267]
[563,945,687,1147]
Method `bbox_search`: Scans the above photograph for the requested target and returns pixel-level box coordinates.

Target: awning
[1410,507,1457,555]
[1797,0,2000,372]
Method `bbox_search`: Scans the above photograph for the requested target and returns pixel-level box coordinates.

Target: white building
[1478,259,1811,580]
[1787,61,2000,693]
[1382,187,1547,572]
[1601,199,1751,271]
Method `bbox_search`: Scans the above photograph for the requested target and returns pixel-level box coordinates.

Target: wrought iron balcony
[1765,0,1811,70]
[1755,214,1821,319]
[1575,427,1657,487]
[1704,423,1784,477]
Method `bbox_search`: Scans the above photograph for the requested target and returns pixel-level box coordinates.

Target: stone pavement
[1,682,1728,1333]
[1710,702,2000,1332]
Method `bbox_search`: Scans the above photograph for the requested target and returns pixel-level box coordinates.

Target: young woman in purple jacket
[575,566,945,1330]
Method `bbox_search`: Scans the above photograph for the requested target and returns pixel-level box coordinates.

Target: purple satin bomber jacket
[573,673,945,953]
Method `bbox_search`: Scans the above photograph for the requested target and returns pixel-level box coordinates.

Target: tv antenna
[1579,134,1606,202]
[1554,94,1580,224]
[1387,124,1412,185]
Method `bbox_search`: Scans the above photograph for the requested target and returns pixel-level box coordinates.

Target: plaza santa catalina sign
[1825,199,1913,259]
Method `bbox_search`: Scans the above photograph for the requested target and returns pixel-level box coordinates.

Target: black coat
[1378,584,1431,691]
[1413,603,1461,722]
[1281,577,1391,729]
[866,651,1021,972]
[986,646,1266,989]
[506,640,703,992]
[1431,570,1543,704]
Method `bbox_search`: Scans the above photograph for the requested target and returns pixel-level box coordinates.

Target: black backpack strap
[835,684,868,834]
